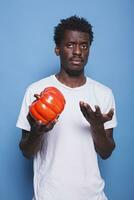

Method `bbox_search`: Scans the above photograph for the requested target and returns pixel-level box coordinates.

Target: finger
[79,101,85,112]
[50,119,58,126]
[27,112,35,124]
[84,103,95,120]
[45,121,56,131]
[80,101,93,113]
[55,115,60,121]
[79,101,93,120]
[107,108,114,119]
[79,101,89,119]
[102,109,114,122]
[46,117,58,127]
[36,120,45,126]
[79,101,85,110]
[95,105,102,116]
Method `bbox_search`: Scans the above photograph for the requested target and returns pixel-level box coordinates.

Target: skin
[55,30,90,88]
[19,30,115,159]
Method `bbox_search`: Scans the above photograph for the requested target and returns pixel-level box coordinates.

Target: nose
[73,44,82,56]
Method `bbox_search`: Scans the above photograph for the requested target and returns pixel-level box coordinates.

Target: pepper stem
[34,94,40,100]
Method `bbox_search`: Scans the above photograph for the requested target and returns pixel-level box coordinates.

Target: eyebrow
[66,41,89,44]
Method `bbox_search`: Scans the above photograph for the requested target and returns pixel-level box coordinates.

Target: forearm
[19,130,44,159]
[91,125,115,159]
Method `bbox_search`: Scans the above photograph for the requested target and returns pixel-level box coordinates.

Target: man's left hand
[79,101,114,128]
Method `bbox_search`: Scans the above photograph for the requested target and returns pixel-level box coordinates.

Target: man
[16,16,117,200]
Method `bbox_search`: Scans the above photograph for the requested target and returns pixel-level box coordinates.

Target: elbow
[99,143,116,160]
[22,153,32,160]
[100,153,112,160]
[19,142,32,160]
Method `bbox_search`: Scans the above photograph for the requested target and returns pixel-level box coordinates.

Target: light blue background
[0,0,133,199]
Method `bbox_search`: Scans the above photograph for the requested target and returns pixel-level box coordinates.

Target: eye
[66,43,74,48]
[80,44,88,50]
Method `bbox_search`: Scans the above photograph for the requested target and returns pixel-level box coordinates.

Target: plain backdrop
[0,0,134,199]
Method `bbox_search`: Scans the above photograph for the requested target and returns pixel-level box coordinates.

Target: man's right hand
[19,113,57,159]
[27,112,57,135]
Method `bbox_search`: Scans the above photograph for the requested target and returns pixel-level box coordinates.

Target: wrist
[29,129,43,140]
[91,122,104,131]
[90,123,106,138]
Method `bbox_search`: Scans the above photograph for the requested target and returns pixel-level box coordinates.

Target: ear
[55,47,60,56]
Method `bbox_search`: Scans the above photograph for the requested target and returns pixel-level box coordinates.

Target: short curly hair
[54,15,94,46]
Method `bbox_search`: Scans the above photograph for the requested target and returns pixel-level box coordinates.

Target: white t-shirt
[16,75,117,200]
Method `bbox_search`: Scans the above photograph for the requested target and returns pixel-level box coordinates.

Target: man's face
[55,30,90,76]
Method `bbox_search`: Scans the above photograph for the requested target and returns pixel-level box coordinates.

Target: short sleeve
[16,87,34,131]
[103,90,117,130]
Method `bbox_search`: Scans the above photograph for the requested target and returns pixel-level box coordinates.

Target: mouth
[70,58,83,65]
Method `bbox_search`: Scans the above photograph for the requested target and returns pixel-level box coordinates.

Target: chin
[66,69,84,77]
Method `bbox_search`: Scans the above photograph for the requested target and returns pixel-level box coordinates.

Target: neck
[55,70,86,88]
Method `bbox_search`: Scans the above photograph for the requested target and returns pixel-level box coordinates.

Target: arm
[91,126,115,159]
[80,102,116,159]
[19,113,56,159]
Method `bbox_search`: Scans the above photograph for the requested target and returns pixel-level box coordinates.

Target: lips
[70,58,83,65]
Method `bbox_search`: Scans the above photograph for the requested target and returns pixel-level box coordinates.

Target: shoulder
[86,77,116,113]
[29,75,54,89]
[26,75,55,94]
[23,75,55,102]
[86,76,112,96]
